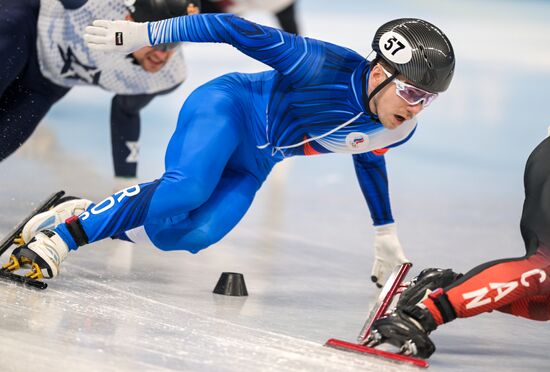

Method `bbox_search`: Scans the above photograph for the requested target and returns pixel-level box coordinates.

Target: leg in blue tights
[58,77,278,250]
[144,168,263,253]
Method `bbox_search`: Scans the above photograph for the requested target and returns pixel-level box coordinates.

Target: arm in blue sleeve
[353,152,394,226]
[58,0,87,9]
[354,125,415,225]
[148,14,323,84]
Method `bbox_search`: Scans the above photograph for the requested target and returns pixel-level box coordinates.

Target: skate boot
[21,197,92,245]
[397,268,462,308]
[367,306,437,359]
[3,230,69,279]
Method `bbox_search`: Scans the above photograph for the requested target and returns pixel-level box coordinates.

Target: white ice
[1,0,550,371]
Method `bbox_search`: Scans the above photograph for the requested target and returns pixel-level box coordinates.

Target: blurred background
[1,0,549,371]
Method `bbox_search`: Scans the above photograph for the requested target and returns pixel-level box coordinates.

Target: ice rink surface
[1,0,550,371]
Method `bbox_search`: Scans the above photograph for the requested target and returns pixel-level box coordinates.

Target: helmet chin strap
[361,64,399,121]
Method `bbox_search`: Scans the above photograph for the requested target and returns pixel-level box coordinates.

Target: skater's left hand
[84,20,151,53]
[371,223,409,287]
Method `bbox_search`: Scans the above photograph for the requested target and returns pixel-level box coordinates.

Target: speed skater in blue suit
[4,16,455,287]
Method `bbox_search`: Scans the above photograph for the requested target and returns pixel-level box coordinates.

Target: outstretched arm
[353,152,409,287]
[85,14,322,84]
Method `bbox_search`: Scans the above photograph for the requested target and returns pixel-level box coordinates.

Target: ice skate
[366,306,437,359]
[326,263,431,368]
[397,268,463,308]
[21,197,92,245]
[0,191,83,289]
[3,230,69,280]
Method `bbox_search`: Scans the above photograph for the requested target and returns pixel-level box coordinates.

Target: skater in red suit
[369,135,550,358]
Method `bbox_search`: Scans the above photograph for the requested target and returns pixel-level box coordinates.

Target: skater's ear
[125,15,135,22]
[368,63,390,91]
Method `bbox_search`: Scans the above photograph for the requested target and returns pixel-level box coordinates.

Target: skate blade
[25,263,46,280]
[357,263,412,343]
[325,338,428,368]
[2,255,38,273]
[2,255,21,272]
[13,234,25,247]
[0,269,48,290]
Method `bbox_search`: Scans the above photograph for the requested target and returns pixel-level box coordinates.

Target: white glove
[371,223,409,288]
[84,20,151,53]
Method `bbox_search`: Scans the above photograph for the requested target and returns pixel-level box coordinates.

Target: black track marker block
[213,272,248,296]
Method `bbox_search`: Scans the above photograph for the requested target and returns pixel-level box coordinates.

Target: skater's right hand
[371,223,409,288]
[84,20,151,53]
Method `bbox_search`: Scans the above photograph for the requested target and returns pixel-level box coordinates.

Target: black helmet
[126,0,201,22]
[372,18,455,93]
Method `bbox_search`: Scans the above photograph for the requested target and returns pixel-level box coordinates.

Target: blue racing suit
[56,14,418,252]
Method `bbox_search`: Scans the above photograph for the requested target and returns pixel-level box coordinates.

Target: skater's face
[123,15,178,73]
[187,2,200,15]
[132,46,177,73]
[368,63,426,130]
[124,5,200,73]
